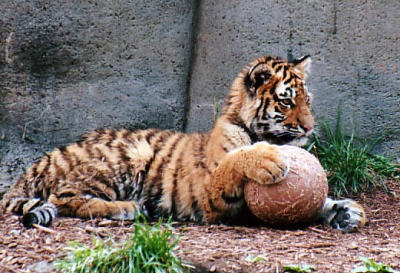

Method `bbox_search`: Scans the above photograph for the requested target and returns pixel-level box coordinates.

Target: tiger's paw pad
[324,199,366,233]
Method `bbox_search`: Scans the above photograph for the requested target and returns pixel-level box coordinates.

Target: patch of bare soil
[0,180,399,273]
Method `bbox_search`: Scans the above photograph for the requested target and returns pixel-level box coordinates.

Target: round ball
[244,145,328,226]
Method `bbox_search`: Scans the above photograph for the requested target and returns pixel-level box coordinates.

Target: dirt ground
[0,179,399,273]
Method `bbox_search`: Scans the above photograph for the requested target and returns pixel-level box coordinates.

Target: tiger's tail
[21,199,58,228]
[1,179,58,228]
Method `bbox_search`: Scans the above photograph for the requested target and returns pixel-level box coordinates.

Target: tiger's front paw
[242,142,290,185]
[320,198,367,233]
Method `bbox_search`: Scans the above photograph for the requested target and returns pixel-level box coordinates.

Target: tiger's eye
[282,99,292,105]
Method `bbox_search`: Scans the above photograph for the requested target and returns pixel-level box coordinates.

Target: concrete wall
[0,0,196,191]
[186,0,400,158]
[0,0,399,192]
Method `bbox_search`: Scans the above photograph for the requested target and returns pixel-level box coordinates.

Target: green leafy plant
[352,257,400,273]
[245,254,266,263]
[282,264,316,273]
[307,105,399,197]
[56,218,187,273]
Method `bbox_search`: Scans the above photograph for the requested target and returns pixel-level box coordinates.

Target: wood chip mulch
[0,179,399,273]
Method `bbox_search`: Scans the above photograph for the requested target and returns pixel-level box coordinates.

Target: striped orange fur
[1,56,366,232]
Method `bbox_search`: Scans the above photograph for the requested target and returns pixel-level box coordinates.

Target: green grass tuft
[351,257,400,273]
[282,264,316,273]
[307,105,399,197]
[56,218,187,273]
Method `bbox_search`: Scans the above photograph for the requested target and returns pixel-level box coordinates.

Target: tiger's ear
[293,55,311,78]
[245,64,271,95]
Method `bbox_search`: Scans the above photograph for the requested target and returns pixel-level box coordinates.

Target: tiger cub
[1,56,366,232]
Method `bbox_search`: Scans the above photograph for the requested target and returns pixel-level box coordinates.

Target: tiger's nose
[302,125,313,133]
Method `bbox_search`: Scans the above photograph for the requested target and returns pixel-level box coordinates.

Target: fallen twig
[32,224,57,234]
[294,242,336,249]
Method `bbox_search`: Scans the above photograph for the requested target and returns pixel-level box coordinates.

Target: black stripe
[117,143,130,163]
[58,147,71,173]
[144,131,173,174]
[151,134,185,195]
[85,144,95,159]
[38,209,47,224]
[170,144,185,217]
[282,65,288,80]
[220,144,228,153]
[144,129,159,144]
[42,209,52,222]
[208,198,225,213]
[35,155,50,189]
[95,147,115,172]
[58,192,75,198]
[255,98,264,118]
[187,170,195,216]
[269,80,279,95]
[87,172,114,195]
[228,117,258,144]
[31,164,38,179]
[190,199,202,222]
[69,149,81,166]
[143,132,180,216]
[247,62,264,77]
[58,145,67,153]
[52,156,65,180]
[122,129,131,141]
[196,161,211,174]
[194,134,212,174]
[85,189,112,201]
[222,193,242,204]
[223,133,236,149]
[105,130,116,147]
[261,98,270,119]
[76,140,84,148]
[15,198,29,215]
[271,60,283,68]
[113,183,122,200]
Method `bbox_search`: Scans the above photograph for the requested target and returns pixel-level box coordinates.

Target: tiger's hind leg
[48,193,144,221]
[319,198,367,233]
[20,193,145,228]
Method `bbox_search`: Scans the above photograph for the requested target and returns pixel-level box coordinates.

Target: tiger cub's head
[226,55,314,146]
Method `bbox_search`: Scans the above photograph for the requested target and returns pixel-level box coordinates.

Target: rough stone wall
[0,0,196,191]
[0,0,399,192]
[186,0,400,158]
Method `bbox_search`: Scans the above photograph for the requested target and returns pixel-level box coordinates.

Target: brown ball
[244,145,328,226]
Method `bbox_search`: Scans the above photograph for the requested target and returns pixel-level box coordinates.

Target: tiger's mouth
[257,130,310,146]
[250,121,312,146]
